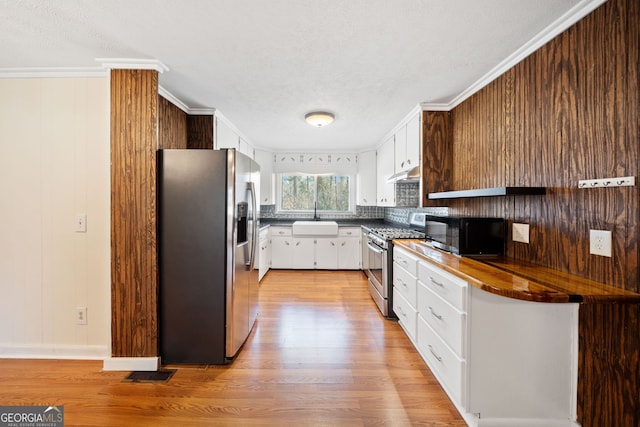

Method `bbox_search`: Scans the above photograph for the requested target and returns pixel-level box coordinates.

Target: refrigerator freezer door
[226,150,260,358]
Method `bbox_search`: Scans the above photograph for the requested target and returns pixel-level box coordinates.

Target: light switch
[75,214,87,233]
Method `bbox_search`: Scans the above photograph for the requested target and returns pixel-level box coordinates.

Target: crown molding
[95,58,169,73]
[419,102,451,112]
[158,85,216,115]
[189,108,216,115]
[446,0,606,110]
[158,85,190,113]
[0,67,107,78]
[418,0,606,112]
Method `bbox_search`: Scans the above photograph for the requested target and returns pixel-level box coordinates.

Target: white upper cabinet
[214,112,254,159]
[377,136,395,206]
[254,149,275,205]
[405,111,421,170]
[357,150,377,206]
[395,110,421,172]
[394,124,407,172]
[215,116,239,150]
[239,137,254,159]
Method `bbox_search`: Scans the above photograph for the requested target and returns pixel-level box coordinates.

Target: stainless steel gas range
[364,213,426,318]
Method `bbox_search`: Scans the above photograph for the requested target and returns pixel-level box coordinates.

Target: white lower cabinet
[394,246,580,427]
[270,227,293,269]
[315,238,338,269]
[258,227,271,281]
[292,238,316,269]
[338,227,361,270]
[393,247,419,339]
[417,317,466,405]
[270,226,361,270]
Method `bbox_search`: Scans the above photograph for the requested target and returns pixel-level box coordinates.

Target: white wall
[0,77,111,359]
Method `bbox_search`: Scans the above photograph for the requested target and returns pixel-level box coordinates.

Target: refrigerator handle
[247,181,258,270]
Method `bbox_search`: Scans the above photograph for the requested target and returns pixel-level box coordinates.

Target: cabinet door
[357,150,377,206]
[270,237,292,269]
[376,137,395,206]
[259,237,269,281]
[405,111,421,171]
[338,237,360,269]
[361,229,369,270]
[254,150,274,204]
[292,238,315,269]
[394,124,408,172]
[215,117,239,150]
[239,137,254,159]
[315,238,338,269]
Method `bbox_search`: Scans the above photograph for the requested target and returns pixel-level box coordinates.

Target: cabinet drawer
[393,289,417,340]
[418,261,467,311]
[338,227,360,237]
[418,282,466,357]
[393,262,417,307]
[417,316,465,405]
[394,247,419,276]
[270,227,292,237]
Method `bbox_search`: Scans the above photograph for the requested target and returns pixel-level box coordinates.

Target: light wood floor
[0,270,466,426]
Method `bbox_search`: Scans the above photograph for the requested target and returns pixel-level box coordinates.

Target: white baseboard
[102,357,160,371]
[0,343,108,360]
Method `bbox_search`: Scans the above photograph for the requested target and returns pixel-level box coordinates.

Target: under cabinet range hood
[387,166,420,183]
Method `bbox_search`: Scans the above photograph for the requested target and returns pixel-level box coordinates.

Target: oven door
[365,239,387,299]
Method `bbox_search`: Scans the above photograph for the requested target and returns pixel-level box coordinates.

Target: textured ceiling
[0,0,594,151]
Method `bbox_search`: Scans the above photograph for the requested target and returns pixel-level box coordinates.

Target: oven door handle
[367,241,385,254]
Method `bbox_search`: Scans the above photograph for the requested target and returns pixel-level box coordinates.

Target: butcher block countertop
[393,239,640,304]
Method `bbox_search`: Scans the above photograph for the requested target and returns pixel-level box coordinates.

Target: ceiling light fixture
[305,111,335,127]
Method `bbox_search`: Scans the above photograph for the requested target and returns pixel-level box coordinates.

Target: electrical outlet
[76,307,87,325]
[512,223,530,243]
[589,230,612,257]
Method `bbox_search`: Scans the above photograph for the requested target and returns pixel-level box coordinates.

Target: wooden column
[110,69,159,358]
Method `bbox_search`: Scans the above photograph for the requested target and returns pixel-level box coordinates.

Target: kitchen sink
[292,220,339,236]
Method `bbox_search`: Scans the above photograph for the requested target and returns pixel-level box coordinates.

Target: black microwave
[424,215,506,256]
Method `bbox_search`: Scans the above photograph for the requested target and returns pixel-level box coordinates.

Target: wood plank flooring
[0,270,466,426]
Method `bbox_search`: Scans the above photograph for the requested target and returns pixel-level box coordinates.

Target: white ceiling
[0,0,601,152]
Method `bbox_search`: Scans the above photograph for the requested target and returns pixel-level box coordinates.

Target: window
[278,173,353,212]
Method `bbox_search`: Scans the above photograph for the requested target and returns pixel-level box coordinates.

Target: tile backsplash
[260,204,385,220]
[260,204,448,224]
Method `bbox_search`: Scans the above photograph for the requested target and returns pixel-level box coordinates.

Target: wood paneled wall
[448,0,638,291]
[443,0,639,425]
[158,97,214,149]
[422,111,452,207]
[159,96,188,149]
[110,69,159,357]
[187,115,214,149]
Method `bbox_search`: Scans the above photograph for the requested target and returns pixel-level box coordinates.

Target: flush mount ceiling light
[305,111,335,127]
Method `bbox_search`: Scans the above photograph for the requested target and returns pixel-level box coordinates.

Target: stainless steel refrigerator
[158,148,260,364]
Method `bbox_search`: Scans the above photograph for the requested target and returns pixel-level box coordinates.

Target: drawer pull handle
[429,276,444,288]
[396,306,406,318]
[428,306,443,320]
[397,278,406,288]
[428,345,443,362]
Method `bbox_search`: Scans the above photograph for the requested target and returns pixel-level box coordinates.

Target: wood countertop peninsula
[393,239,640,304]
